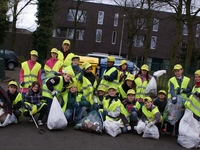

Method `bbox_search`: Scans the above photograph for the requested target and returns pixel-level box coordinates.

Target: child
[122,89,141,133]
[62,82,90,124]
[140,97,162,136]
[24,81,47,126]
[118,60,130,84]
[7,81,22,121]
[153,90,167,132]
[100,86,131,132]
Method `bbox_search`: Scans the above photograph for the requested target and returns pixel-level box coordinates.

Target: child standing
[7,81,22,121]
[24,81,47,126]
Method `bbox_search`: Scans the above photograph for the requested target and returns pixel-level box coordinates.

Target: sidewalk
[0,68,186,150]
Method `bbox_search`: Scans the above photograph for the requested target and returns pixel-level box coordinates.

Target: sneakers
[29,117,33,123]
[38,120,43,126]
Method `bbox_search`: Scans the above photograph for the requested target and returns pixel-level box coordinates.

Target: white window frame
[196,24,200,37]
[68,9,87,23]
[66,28,84,40]
[97,11,104,25]
[133,35,145,47]
[111,31,117,44]
[153,18,159,32]
[96,29,102,43]
[114,13,119,27]
[183,22,188,36]
[150,36,157,49]
[137,18,147,29]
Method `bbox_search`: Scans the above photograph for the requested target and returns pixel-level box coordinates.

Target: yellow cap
[127,89,135,95]
[107,56,115,62]
[143,96,152,102]
[195,70,200,76]
[8,81,18,87]
[30,50,38,56]
[82,62,92,70]
[173,64,182,71]
[125,74,134,81]
[119,60,127,66]
[141,64,149,71]
[97,85,106,92]
[67,81,78,88]
[62,69,74,77]
[63,39,71,45]
[51,48,58,54]
[158,90,167,95]
[108,86,117,91]
[71,55,80,60]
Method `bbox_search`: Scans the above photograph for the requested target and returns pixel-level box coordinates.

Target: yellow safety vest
[142,105,161,122]
[64,65,81,81]
[44,60,63,78]
[100,67,119,90]
[61,93,82,112]
[168,76,190,99]
[20,61,41,88]
[185,86,200,117]
[42,76,64,99]
[135,77,148,100]
[58,51,74,68]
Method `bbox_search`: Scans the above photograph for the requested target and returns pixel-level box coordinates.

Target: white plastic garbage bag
[103,119,123,137]
[134,119,146,134]
[145,77,157,96]
[177,109,200,149]
[0,109,17,127]
[142,125,159,140]
[47,96,68,130]
[153,70,166,78]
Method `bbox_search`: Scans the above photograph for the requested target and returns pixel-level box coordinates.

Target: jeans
[44,97,53,116]
[64,106,87,124]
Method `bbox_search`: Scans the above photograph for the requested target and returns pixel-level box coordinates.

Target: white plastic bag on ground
[153,70,166,78]
[177,109,200,149]
[142,125,159,140]
[134,119,146,134]
[145,77,157,96]
[103,119,123,137]
[47,96,68,130]
[0,109,17,127]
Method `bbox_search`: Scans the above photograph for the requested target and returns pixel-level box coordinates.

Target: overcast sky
[15,0,200,32]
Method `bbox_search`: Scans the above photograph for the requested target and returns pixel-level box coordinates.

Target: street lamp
[119,15,126,57]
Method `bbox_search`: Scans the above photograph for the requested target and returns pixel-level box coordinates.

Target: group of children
[1,40,199,144]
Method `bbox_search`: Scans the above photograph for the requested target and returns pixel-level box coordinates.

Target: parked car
[0,49,19,70]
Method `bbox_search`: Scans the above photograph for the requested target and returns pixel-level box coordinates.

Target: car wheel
[7,62,15,70]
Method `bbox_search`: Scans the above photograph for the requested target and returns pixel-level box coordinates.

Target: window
[114,13,119,27]
[96,29,102,43]
[68,9,87,23]
[153,18,159,32]
[97,11,104,25]
[133,35,145,47]
[183,22,188,36]
[150,36,157,49]
[111,31,117,44]
[137,18,147,29]
[196,24,200,37]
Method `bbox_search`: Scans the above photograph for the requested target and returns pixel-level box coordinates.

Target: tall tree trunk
[11,0,18,51]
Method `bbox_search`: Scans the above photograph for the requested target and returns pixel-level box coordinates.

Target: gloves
[131,107,136,112]
[102,110,108,116]
[127,105,133,113]
[0,102,4,106]
[20,82,25,87]
[73,102,79,108]
[54,72,60,76]
[24,104,32,111]
[176,87,181,94]
[51,90,58,96]
[30,105,37,115]
[172,97,177,104]
[147,122,154,128]
[93,103,99,110]
[103,75,109,80]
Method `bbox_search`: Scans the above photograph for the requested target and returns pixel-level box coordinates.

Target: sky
[15,0,200,32]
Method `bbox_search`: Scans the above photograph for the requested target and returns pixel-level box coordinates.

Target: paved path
[0,68,186,150]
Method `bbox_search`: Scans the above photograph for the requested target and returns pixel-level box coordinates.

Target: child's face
[141,70,147,75]
[63,74,71,82]
[158,93,166,99]
[126,80,133,87]
[127,94,135,102]
[8,85,17,94]
[31,55,37,62]
[51,52,57,59]
[98,90,105,96]
[72,59,79,65]
[195,74,200,83]
[121,64,127,70]
[32,84,39,92]
[70,86,77,93]
[144,101,152,109]
[108,89,117,97]
[174,69,183,77]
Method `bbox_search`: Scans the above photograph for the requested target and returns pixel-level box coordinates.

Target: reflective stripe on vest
[44,61,63,78]
[168,76,190,99]
[135,77,148,99]
[142,105,160,122]
[118,85,127,99]
[102,98,121,111]
[21,61,41,88]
